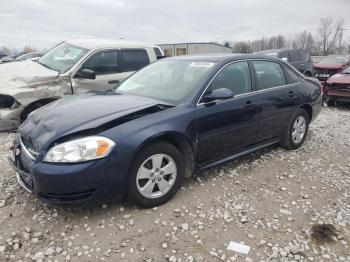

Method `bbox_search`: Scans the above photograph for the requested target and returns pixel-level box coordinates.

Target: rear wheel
[279,109,309,150]
[127,142,184,207]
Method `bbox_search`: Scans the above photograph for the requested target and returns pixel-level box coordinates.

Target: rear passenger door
[251,60,300,142]
[119,49,150,77]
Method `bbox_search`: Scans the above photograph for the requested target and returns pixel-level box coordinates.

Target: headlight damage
[44,136,115,163]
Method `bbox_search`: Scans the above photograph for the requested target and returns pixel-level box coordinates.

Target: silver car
[0,39,157,131]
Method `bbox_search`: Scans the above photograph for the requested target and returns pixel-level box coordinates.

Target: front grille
[327,83,350,92]
[39,189,96,203]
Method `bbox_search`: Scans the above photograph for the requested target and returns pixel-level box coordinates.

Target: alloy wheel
[136,154,177,199]
[292,116,306,144]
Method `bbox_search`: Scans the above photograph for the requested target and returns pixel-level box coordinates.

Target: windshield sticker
[189,62,215,68]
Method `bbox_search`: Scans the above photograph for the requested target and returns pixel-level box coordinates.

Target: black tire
[20,102,44,123]
[327,99,335,106]
[279,109,309,150]
[127,142,185,208]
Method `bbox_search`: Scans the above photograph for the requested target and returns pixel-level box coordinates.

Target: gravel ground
[0,106,349,262]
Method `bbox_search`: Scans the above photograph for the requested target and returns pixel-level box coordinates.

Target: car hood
[19,92,168,150]
[327,73,350,84]
[313,63,344,70]
[0,60,59,92]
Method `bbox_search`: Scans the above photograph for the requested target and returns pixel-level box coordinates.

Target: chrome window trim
[196,58,299,107]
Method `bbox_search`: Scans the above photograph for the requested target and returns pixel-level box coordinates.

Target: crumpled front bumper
[8,134,130,206]
[0,107,23,131]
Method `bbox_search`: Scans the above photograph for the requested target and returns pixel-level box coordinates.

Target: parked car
[0,39,157,131]
[153,46,166,59]
[313,55,350,83]
[311,56,325,63]
[0,51,7,60]
[15,52,44,61]
[0,55,15,63]
[9,54,322,207]
[254,49,314,76]
[324,65,350,105]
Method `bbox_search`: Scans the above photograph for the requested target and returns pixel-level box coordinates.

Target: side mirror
[203,88,234,104]
[281,57,288,63]
[75,68,96,79]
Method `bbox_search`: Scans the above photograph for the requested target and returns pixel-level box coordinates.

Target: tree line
[224,18,348,55]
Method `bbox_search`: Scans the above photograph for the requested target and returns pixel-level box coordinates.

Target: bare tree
[291,31,315,51]
[317,18,345,55]
[232,41,252,53]
[223,41,231,48]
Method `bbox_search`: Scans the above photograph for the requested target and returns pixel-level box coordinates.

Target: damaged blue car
[9,54,322,207]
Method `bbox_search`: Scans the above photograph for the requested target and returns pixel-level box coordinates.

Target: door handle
[243,101,255,109]
[108,80,120,84]
[288,91,296,97]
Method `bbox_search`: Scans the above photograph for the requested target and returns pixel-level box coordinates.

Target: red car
[325,65,350,105]
[314,55,350,84]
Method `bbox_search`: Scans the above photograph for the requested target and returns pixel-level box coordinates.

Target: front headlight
[43,136,115,163]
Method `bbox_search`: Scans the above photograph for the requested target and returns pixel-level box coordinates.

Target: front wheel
[279,109,309,150]
[127,142,184,208]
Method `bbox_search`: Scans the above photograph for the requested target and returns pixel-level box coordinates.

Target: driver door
[195,61,261,164]
[72,50,129,93]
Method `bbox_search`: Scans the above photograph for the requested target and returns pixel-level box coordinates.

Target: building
[157,42,234,57]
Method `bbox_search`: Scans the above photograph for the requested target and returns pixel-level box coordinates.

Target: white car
[0,39,158,130]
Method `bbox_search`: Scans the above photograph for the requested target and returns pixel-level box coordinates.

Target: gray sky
[0,0,349,50]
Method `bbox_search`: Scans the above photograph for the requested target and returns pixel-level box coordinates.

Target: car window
[299,50,308,61]
[209,62,252,96]
[82,51,118,75]
[38,42,88,73]
[278,51,289,60]
[253,61,286,90]
[120,49,150,72]
[288,51,301,62]
[284,66,300,84]
[153,47,162,56]
[116,60,216,105]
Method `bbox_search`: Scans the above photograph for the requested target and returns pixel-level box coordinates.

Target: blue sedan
[9,54,322,207]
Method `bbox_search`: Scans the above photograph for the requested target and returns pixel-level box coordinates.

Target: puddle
[311,224,338,245]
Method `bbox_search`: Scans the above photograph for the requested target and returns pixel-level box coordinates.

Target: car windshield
[342,66,350,74]
[38,42,88,73]
[116,60,216,105]
[318,56,347,65]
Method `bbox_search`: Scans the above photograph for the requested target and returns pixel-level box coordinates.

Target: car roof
[66,38,153,50]
[166,53,283,63]
[254,48,307,54]
[325,54,349,58]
